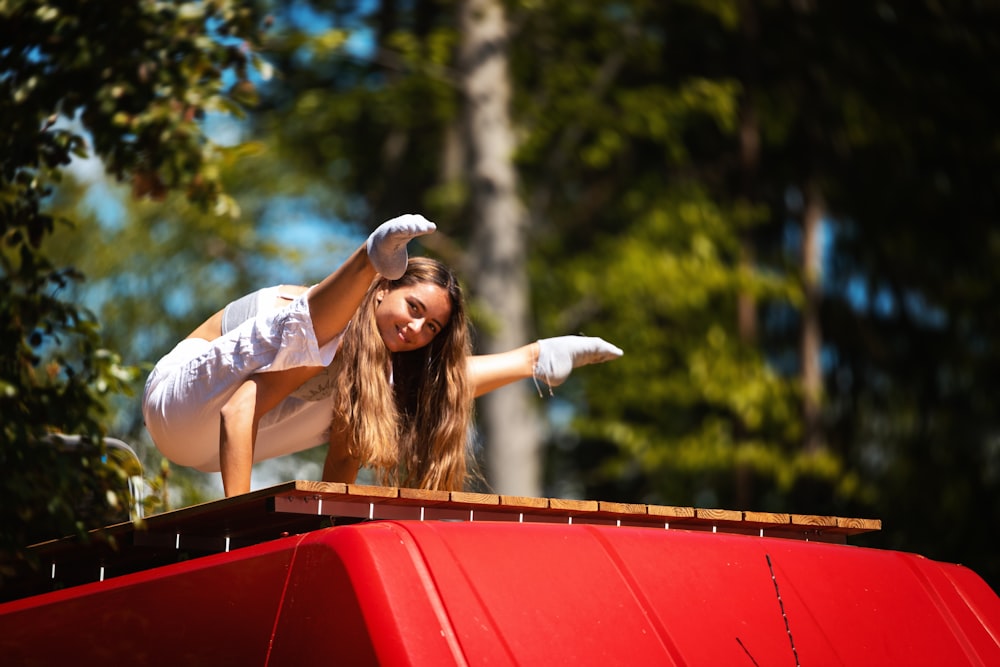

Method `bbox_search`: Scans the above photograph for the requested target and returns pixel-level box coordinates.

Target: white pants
[142,289,341,472]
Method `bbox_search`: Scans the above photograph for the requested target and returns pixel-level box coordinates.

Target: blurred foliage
[0,0,265,588]
[4,0,1000,601]
[546,187,818,504]
[240,0,1000,590]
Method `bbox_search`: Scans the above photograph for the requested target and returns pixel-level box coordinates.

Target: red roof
[2,519,999,665]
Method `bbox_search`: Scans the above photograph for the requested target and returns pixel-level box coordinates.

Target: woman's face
[375,282,452,353]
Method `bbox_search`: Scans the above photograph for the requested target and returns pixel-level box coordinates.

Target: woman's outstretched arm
[467,336,623,398]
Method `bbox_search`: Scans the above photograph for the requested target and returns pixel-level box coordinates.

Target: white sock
[534,336,623,390]
[366,214,437,279]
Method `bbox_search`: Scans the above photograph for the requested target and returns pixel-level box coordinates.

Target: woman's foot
[366,214,437,279]
[534,336,624,388]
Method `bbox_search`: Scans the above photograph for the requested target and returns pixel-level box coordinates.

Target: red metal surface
[0,537,301,666]
[296,521,1000,666]
[2,521,999,666]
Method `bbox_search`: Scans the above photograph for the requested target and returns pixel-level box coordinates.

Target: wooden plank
[399,487,451,503]
[696,508,743,523]
[837,516,882,531]
[347,483,399,498]
[499,495,549,510]
[804,516,882,537]
[742,511,792,526]
[646,504,696,520]
[292,480,348,495]
[549,498,599,513]
[450,491,500,506]
[791,514,838,528]
[597,501,648,516]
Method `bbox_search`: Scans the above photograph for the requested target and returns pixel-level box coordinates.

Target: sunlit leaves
[537,173,814,503]
[0,0,266,584]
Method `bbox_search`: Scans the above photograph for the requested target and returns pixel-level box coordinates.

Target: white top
[142,288,343,472]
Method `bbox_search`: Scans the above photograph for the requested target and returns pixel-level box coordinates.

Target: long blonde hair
[329,257,474,490]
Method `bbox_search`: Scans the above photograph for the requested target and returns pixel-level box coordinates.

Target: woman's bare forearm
[466,342,540,398]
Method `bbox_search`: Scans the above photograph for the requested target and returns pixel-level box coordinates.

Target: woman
[142,215,622,496]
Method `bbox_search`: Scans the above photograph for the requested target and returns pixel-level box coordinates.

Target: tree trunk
[737,0,760,348]
[457,0,542,495]
[801,180,824,453]
[734,0,760,507]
